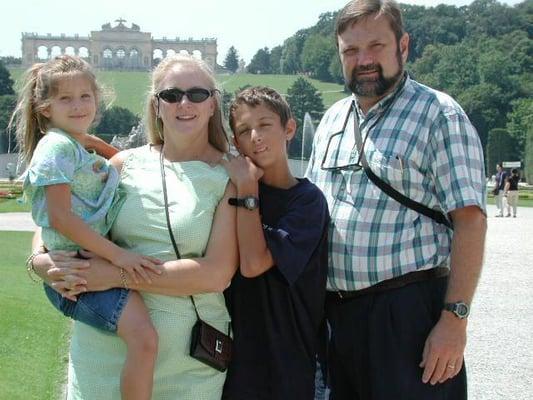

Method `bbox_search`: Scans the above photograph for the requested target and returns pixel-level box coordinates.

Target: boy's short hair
[229,86,292,134]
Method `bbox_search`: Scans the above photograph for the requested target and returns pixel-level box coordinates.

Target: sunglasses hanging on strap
[159,148,232,372]
[351,101,453,230]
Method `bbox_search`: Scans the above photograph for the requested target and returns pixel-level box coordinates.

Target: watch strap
[228,197,244,207]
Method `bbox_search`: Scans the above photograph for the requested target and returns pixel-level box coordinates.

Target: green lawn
[0,231,70,400]
[0,198,29,213]
[9,68,345,116]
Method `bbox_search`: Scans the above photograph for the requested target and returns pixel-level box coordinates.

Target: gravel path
[1,206,532,399]
[467,204,533,400]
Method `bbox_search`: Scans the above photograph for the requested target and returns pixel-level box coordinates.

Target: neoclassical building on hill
[21,19,217,71]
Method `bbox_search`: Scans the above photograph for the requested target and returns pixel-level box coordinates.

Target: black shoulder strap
[363,166,453,229]
[352,103,453,230]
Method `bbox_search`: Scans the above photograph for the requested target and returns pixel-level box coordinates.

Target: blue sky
[0,0,523,64]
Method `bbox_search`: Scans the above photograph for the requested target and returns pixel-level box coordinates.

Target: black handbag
[159,147,232,372]
[190,318,232,372]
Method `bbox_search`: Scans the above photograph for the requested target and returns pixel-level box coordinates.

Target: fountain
[110,121,147,150]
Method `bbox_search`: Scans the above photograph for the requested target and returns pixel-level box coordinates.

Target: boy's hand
[222,154,263,191]
[111,249,163,284]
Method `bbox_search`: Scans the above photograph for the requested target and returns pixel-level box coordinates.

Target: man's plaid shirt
[306,75,486,291]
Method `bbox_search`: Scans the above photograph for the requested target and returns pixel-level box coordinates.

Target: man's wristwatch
[443,301,470,319]
[228,196,259,211]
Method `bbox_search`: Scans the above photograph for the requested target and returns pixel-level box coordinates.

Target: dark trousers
[326,277,467,400]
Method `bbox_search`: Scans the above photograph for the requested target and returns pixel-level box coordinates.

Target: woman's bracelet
[25,251,43,283]
[119,268,129,289]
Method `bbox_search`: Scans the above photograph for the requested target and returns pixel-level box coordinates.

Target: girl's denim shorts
[44,283,130,333]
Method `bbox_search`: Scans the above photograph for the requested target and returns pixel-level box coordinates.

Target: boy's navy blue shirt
[223,178,329,400]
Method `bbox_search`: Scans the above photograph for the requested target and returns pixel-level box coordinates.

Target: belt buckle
[337,291,344,299]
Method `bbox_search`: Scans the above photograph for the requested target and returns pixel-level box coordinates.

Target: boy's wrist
[236,181,259,197]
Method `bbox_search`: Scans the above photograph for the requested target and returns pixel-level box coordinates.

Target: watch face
[244,197,258,210]
[456,303,469,317]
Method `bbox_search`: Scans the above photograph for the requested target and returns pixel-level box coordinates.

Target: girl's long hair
[9,55,103,164]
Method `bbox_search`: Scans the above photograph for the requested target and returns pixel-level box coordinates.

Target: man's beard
[346,48,404,98]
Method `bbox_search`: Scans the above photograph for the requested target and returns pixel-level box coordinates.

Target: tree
[328,55,344,85]
[506,98,533,160]
[269,46,283,74]
[0,60,15,96]
[223,46,239,73]
[300,34,336,81]
[0,95,17,152]
[280,34,307,74]
[220,89,233,120]
[247,48,271,74]
[458,83,505,153]
[93,106,140,135]
[486,128,518,176]
[286,77,324,159]
[525,120,533,184]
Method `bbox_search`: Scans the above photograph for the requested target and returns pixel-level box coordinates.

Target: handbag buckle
[215,339,223,354]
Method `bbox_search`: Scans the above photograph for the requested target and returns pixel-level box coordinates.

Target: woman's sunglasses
[156,87,217,104]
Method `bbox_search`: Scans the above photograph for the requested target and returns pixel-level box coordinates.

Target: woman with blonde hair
[31,54,238,399]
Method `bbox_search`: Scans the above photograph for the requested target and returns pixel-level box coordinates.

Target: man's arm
[420,205,487,385]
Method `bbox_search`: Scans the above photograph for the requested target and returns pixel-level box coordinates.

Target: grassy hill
[8,68,346,116]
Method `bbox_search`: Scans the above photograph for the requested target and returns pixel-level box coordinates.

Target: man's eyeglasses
[320,103,365,172]
[156,87,217,104]
[320,129,364,171]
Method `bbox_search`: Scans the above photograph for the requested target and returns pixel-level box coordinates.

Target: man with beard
[306,1,487,399]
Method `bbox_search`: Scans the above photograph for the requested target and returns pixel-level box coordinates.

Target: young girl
[12,55,160,400]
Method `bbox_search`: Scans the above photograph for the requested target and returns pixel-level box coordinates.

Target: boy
[221,87,329,400]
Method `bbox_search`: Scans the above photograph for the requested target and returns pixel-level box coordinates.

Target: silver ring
[447,364,456,370]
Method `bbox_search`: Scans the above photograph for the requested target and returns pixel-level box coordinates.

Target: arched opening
[192,50,202,60]
[78,47,89,58]
[51,46,62,57]
[166,49,176,57]
[37,46,49,60]
[65,46,75,56]
[179,49,189,56]
[103,48,113,69]
[153,49,163,66]
[129,48,140,69]
[115,48,126,68]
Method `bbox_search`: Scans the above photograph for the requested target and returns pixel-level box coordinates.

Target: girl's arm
[34,155,238,297]
[45,184,159,282]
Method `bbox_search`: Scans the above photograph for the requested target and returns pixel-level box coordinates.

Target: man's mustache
[353,64,382,75]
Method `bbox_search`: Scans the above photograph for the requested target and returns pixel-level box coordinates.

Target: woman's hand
[33,250,90,301]
[71,250,123,293]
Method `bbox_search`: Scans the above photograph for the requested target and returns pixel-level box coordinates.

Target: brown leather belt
[328,266,449,300]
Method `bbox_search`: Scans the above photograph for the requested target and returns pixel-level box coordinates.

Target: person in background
[494,163,508,217]
[504,168,520,218]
